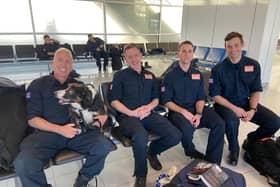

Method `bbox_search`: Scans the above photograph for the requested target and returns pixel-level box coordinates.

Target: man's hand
[128,105,151,120]
[180,109,194,122]
[59,123,79,138]
[138,105,153,120]
[232,106,247,118]
[192,114,201,128]
[93,114,108,127]
[241,110,255,122]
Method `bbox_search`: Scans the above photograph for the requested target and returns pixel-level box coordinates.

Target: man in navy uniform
[14,48,114,187]
[109,44,181,187]
[209,32,280,166]
[86,34,108,72]
[42,34,59,60]
[161,40,225,165]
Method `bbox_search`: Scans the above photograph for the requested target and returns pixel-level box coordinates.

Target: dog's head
[55,83,97,109]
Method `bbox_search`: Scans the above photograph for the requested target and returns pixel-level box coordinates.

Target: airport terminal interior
[1,0,280,187]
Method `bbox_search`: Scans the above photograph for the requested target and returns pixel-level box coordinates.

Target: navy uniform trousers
[117,112,181,177]
[14,127,114,187]
[215,103,280,153]
[168,107,225,165]
[92,51,108,71]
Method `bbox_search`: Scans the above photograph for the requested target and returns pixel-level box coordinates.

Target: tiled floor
[1,51,280,187]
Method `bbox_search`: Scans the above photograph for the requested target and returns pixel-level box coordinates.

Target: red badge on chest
[192,73,200,80]
[144,74,153,79]
[244,65,254,72]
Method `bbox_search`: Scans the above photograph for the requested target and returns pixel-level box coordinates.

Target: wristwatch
[196,112,202,117]
[250,107,257,112]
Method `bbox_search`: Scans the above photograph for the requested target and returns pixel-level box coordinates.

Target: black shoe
[190,150,205,160]
[134,177,146,187]
[228,151,239,166]
[73,174,90,187]
[147,153,162,170]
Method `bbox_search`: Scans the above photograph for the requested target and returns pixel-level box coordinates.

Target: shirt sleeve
[160,73,173,104]
[109,72,123,103]
[250,63,263,92]
[209,67,222,97]
[26,80,43,120]
[196,72,205,101]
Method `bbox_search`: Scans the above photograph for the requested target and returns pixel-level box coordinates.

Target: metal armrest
[205,98,215,108]
[153,105,169,116]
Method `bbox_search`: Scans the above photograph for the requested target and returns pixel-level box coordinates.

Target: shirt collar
[225,56,245,68]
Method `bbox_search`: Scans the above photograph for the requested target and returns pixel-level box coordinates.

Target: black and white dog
[55,83,110,136]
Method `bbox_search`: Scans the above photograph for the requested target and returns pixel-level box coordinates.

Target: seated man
[42,34,59,60]
[209,32,280,165]
[109,44,181,187]
[86,34,108,72]
[14,48,114,187]
[161,40,225,165]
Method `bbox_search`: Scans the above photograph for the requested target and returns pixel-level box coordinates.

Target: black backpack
[165,159,246,187]
[0,77,28,171]
[244,137,280,186]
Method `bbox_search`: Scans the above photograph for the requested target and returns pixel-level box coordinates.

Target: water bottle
[155,166,177,187]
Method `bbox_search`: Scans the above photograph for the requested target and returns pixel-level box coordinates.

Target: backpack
[0,77,28,171]
[244,137,280,186]
[165,160,246,187]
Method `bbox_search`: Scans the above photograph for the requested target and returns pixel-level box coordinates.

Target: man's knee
[166,126,182,145]
[211,119,226,134]
[226,117,240,129]
[14,152,44,174]
[88,138,114,157]
[132,130,148,146]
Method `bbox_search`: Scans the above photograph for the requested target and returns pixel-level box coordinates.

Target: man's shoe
[190,150,205,160]
[134,177,146,187]
[73,173,91,187]
[228,151,239,166]
[147,153,162,170]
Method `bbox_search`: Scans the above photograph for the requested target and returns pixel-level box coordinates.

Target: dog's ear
[81,88,93,109]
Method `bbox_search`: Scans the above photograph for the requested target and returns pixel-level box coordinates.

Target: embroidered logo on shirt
[161,86,165,92]
[208,78,214,84]
[191,73,200,80]
[244,65,254,72]
[144,74,153,79]
[26,92,31,99]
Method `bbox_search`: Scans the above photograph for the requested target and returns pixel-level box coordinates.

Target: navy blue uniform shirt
[26,71,80,125]
[109,67,158,111]
[209,56,263,106]
[161,63,205,114]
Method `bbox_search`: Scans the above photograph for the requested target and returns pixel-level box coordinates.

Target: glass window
[162,0,183,6]
[107,34,158,43]
[105,0,160,5]
[106,3,160,34]
[35,34,104,45]
[0,0,33,32]
[0,35,35,45]
[160,6,183,34]
[31,0,104,33]
[159,34,181,42]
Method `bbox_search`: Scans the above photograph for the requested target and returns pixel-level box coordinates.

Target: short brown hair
[123,43,140,54]
[178,40,194,51]
[224,32,244,44]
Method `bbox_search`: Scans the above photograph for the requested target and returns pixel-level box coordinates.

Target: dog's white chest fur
[71,103,98,125]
